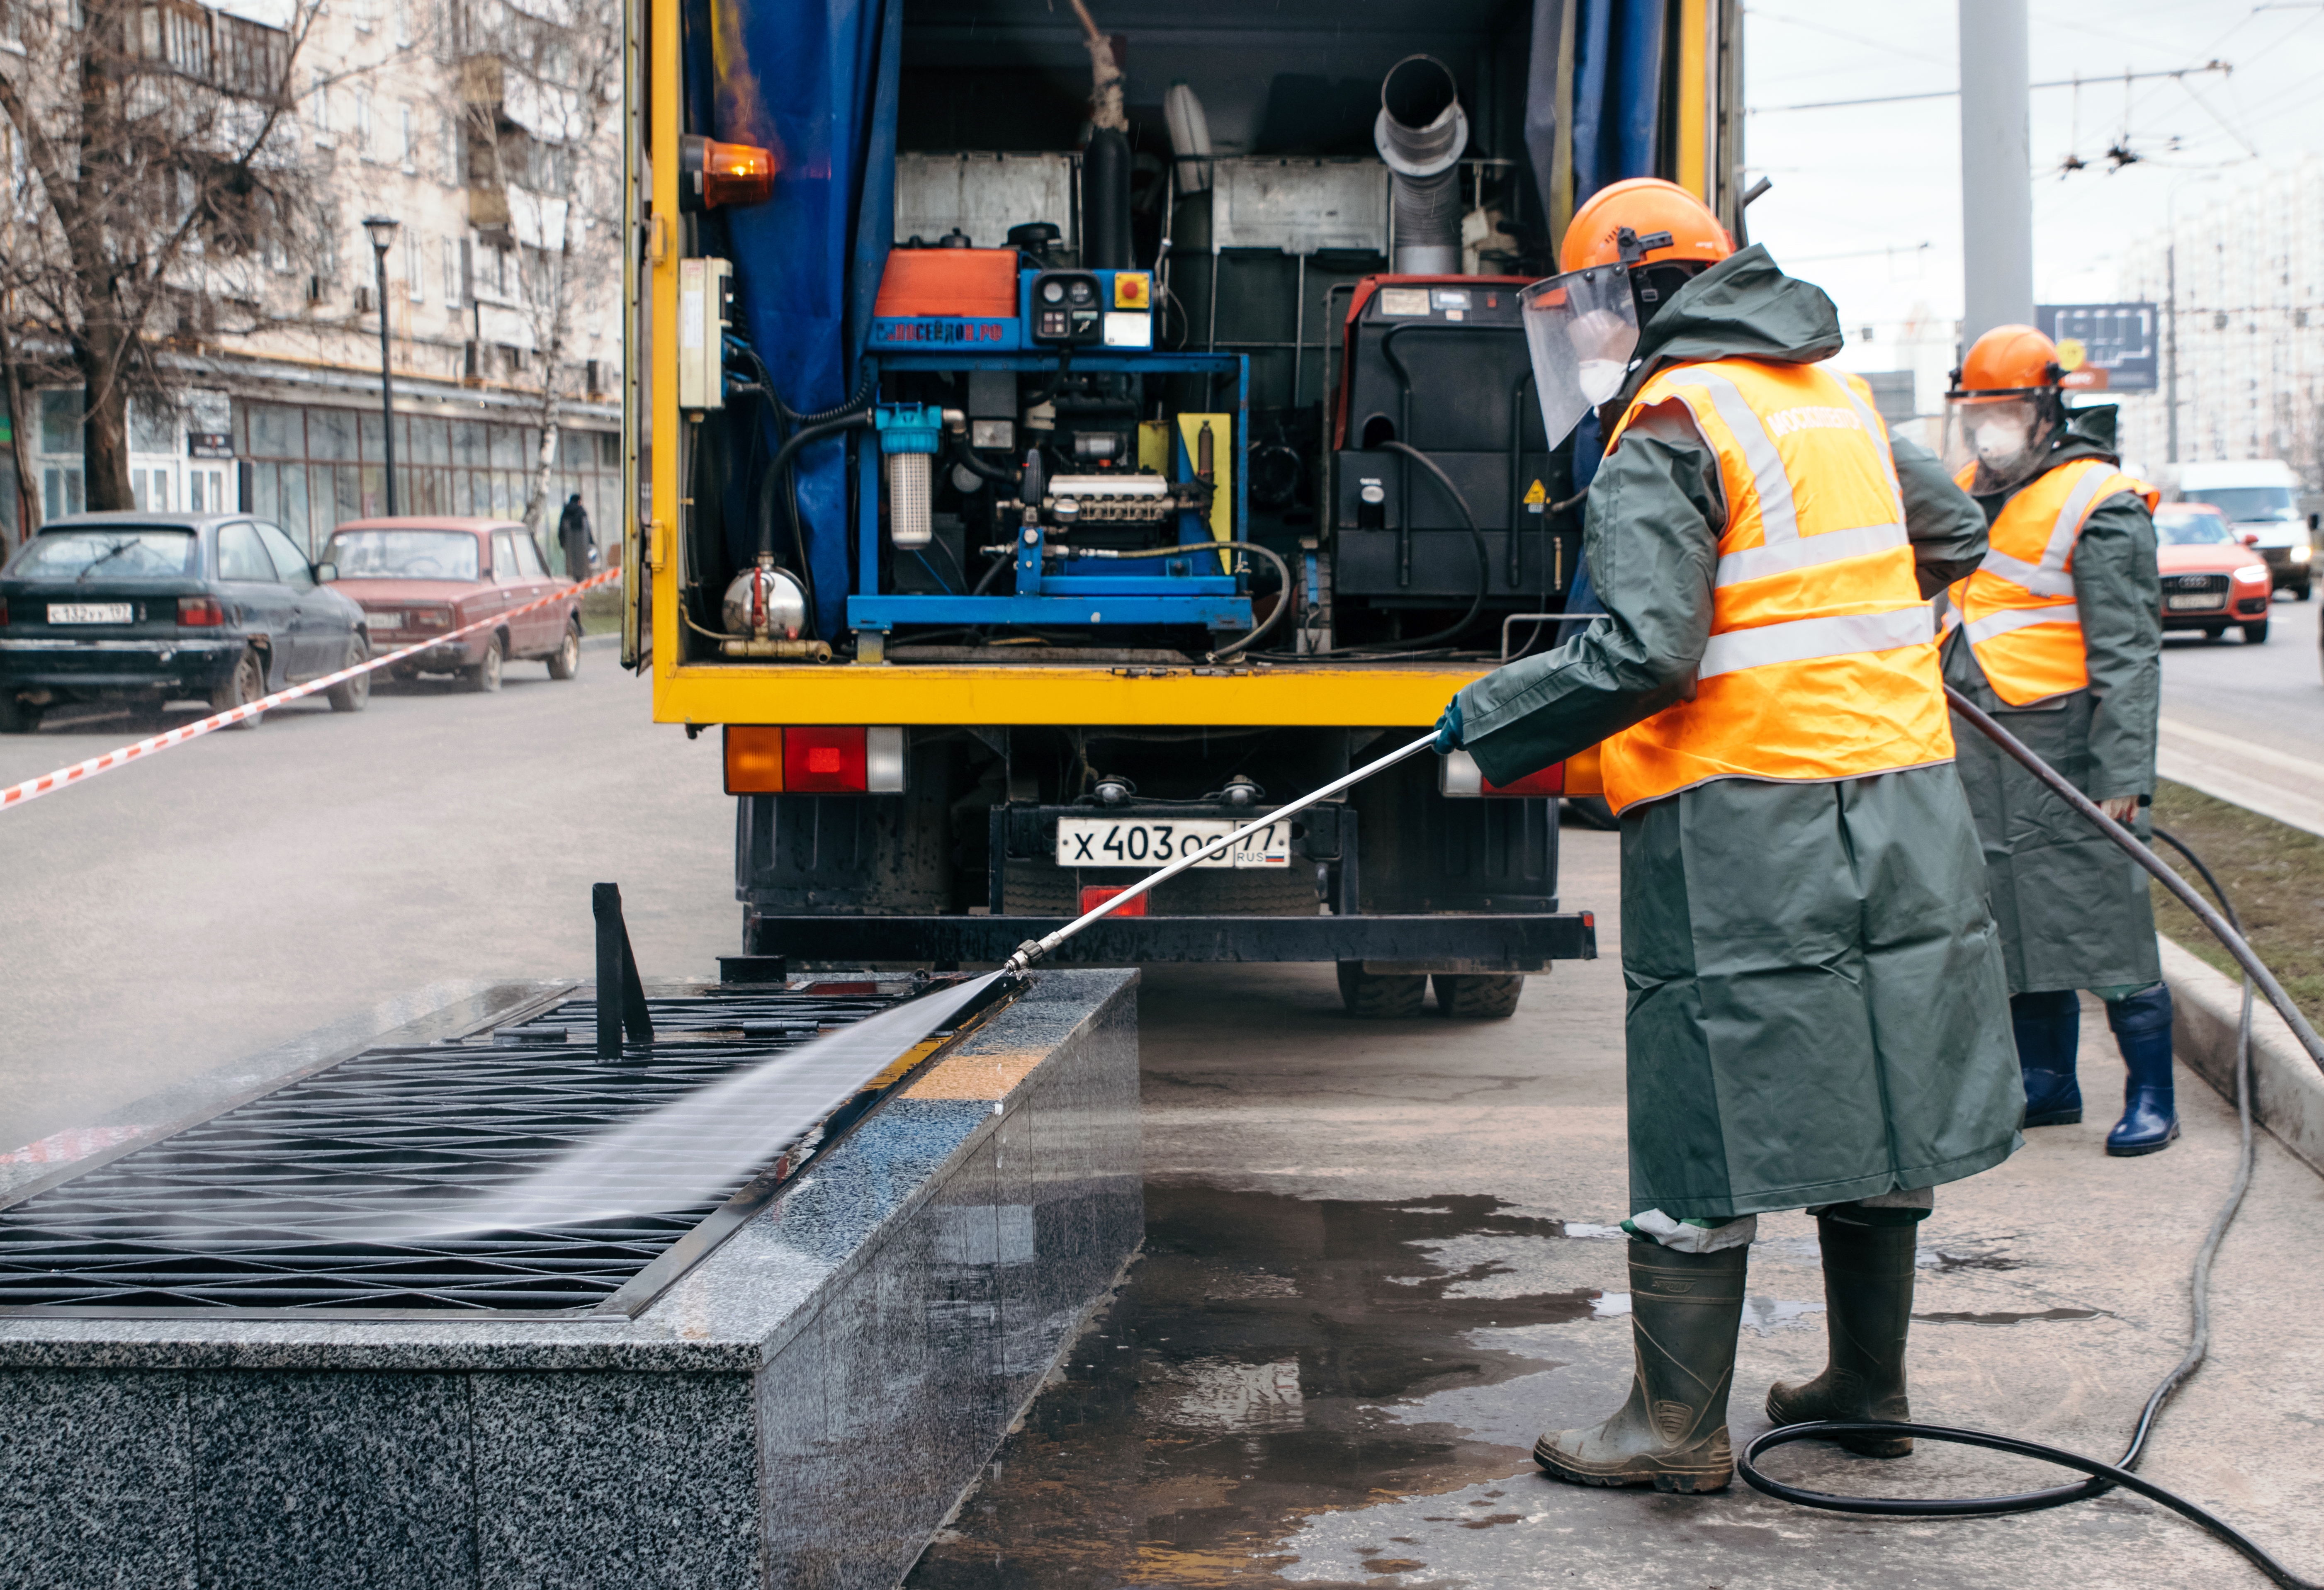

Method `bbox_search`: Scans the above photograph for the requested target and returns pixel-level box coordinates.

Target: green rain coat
[1454,246,2022,1220]
[1944,412,2163,995]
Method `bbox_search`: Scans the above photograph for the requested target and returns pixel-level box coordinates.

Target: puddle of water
[1585,1292,1826,1335]
[1913,1306,2105,1326]
[905,1184,1597,1590]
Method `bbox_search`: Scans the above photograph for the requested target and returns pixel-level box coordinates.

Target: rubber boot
[2105,983,2181,1156]
[1534,1240,1747,1493]
[2011,989,2083,1126]
[1765,1214,1918,1457]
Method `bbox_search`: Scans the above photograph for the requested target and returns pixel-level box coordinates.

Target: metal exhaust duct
[1376,54,1469,275]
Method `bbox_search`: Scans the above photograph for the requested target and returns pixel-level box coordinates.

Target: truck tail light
[724,726,906,796]
[1079,885,1148,918]
[177,595,226,627]
[1439,749,1564,798]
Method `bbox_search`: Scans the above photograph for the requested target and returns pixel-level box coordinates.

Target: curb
[2160,933,2324,1179]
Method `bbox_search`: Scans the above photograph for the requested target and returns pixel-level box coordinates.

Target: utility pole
[1958,0,2034,342]
[2166,242,2179,464]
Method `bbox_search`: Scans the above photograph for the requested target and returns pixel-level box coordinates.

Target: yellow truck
[623,0,1746,1015]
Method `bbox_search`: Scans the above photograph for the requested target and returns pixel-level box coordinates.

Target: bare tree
[450,0,619,548]
[0,0,334,513]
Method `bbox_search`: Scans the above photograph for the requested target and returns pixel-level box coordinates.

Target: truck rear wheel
[1433,973,1524,1020]
[1336,962,1427,1018]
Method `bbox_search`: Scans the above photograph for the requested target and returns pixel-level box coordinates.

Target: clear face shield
[1942,392,2055,493]
[1519,265,1642,452]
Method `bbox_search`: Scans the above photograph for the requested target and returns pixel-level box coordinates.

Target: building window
[355,89,372,160]
[399,102,416,170]
[308,71,331,142]
[443,235,461,306]
[439,113,457,186]
[405,230,424,303]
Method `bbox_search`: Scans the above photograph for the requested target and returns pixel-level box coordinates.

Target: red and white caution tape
[0,568,622,812]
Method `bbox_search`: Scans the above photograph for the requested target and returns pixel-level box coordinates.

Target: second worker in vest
[1941,326,2173,1155]
[1434,178,2021,1493]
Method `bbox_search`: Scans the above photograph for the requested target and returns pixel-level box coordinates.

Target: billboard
[2035,302,2159,392]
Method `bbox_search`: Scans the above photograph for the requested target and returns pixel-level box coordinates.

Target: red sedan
[321,517,582,689]
[2154,502,2275,645]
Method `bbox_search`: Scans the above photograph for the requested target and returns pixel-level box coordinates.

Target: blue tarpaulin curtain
[1563,0,1666,212]
[702,0,900,638]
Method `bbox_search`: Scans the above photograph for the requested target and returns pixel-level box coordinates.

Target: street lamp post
[362,215,401,516]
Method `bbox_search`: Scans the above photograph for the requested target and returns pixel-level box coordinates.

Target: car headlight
[2232,563,2271,583]
[2291,543,2313,563]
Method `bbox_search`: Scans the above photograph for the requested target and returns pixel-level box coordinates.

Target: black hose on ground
[1739,689,2318,1590]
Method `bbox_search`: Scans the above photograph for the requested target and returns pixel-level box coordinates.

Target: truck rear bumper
[731,910,1596,971]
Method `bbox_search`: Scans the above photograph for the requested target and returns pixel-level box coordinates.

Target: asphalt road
[4,635,2319,1588]
[2158,594,2324,835]
[0,646,736,1154]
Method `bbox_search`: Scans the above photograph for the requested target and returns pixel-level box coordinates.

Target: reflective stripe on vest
[1594,358,1954,813]
[1944,457,2156,705]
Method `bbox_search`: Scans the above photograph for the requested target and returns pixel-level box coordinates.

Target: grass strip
[2150,778,2324,1029]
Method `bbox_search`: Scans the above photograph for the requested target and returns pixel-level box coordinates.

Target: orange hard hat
[1955,324,2061,395]
[1560,178,1734,273]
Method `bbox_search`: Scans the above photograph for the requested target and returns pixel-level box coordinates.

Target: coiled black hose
[1360,440,1489,653]
[1740,689,2320,1589]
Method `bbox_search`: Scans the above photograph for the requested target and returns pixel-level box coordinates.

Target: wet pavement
[909,826,2324,1590]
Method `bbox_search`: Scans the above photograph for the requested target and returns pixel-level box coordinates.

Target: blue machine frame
[847,349,1253,635]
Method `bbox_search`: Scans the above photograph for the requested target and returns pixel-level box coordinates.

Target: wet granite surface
[0,968,1140,1590]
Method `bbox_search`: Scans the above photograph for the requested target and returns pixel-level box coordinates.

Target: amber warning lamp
[680,136,777,212]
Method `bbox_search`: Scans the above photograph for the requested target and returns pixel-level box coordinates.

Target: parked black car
[0,512,372,732]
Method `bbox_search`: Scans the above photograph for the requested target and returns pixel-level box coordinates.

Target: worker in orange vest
[1940,326,2172,1154]
[1435,179,2020,1493]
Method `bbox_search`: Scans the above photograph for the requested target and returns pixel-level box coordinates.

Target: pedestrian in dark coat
[557,493,596,581]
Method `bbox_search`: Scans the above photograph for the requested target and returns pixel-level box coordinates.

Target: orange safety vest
[1942,458,2158,706]
[1595,358,1954,813]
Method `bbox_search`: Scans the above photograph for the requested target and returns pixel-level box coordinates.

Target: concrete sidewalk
[911,827,2324,1590]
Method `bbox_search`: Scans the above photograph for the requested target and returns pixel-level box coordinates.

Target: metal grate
[0,983,974,1317]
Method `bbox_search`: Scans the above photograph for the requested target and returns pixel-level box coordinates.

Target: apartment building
[5,0,621,570]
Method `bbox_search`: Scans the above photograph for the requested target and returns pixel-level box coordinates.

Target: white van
[2169,459,2315,600]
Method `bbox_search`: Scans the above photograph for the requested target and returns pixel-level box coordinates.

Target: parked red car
[2154,502,2274,644]
[320,518,583,689]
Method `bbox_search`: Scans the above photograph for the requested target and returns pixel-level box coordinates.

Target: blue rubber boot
[2011,989,2083,1127]
[2105,983,2180,1156]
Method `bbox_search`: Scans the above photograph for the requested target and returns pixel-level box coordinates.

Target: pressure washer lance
[1742,685,2324,1590]
[1000,731,1441,975]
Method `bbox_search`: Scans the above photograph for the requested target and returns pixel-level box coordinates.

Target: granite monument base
[0,969,1140,1590]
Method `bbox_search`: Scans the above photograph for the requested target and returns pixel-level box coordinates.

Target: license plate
[1054,817,1291,870]
[48,603,133,624]
[2166,593,2224,610]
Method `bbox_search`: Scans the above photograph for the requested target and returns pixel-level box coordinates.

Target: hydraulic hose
[1017,539,1295,661]
[757,410,875,626]
[1741,685,2322,1590]
[1366,440,1490,651]
[1003,731,1438,973]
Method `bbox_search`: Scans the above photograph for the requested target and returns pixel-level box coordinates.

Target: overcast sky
[1740,1,2324,350]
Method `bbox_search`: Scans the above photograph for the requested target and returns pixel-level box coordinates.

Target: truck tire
[1337,961,1427,1018]
[0,694,42,734]
[1433,972,1524,1020]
